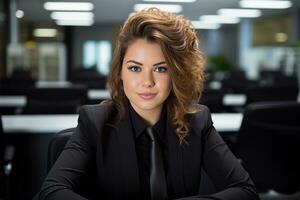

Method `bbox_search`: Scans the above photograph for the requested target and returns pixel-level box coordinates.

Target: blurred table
[2,113,242,133]
[87,89,110,100]
[223,94,246,106]
[0,95,26,107]
[0,91,247,108]
[88,90,247,107]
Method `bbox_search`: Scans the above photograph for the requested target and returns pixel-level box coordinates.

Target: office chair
[0,116,15,200]
[23,85,88,114]
[35,128,99,200]
[245,84,298,105]
[47,128,75,172]
[199,88,226,113]
[0,69,36,93]
[221,69,250,94]
[70,68,107,89]
[237,101,300,199]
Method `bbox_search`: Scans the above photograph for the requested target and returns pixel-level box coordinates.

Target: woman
[39,8,259,200]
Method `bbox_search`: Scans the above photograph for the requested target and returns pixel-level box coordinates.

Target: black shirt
[128,104,168,200]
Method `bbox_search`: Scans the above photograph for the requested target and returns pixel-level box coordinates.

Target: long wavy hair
[106,8,206,145]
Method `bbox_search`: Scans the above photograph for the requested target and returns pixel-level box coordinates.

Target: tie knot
[146,127,155,141]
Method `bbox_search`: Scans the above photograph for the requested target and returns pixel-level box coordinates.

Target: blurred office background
[0,0,300,199]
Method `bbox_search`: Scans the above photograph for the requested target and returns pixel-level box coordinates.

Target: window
[83,40,111,75]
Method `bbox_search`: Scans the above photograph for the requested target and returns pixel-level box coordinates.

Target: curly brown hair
[106,8,206,145]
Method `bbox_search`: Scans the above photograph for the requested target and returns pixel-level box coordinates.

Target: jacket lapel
[115,110,140,199]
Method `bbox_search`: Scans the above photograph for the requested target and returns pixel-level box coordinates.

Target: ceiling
[17,0,300,25]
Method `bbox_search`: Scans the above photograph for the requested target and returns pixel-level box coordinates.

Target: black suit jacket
[39,103,258,200]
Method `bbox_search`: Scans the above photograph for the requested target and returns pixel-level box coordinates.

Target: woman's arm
[38,107,96,200]
[176,106,259,200]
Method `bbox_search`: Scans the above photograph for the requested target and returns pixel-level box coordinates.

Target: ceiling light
[239,0,292,9]
[44,2,94,11]
[50,12,94,20]
[56,19,94,26]
[33,28,58,37]
[16,10,24,18]
[200,15,240,24]
[143,0,196,2]
[218,9,261,18]
[191,21,220,29]
[134,4,182,13]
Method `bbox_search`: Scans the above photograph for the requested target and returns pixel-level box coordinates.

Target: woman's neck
[130,104,162,127]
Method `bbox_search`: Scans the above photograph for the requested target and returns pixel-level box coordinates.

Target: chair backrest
[0,69,35,95]
[199,88,225,113]
[237,101,300,194]
[47,128,74,172]
[71,68,107,89]
[24,86,88,114]
[245,84,299,105]
[47,128,98,199]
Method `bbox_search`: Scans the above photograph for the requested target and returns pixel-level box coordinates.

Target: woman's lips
[138,93,157,100]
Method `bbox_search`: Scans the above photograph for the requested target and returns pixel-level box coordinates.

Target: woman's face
[121,39,172,117]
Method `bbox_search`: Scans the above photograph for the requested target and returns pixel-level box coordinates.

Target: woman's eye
[128,66,141,72]
[154,66,168,73]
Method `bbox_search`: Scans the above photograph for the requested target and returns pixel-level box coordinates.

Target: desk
[2,113,243,133]
[223,94,246,106]
[0,91,247,108]
[88,89,110,100]
[0,95,26,107]
[89,90,247,107]
[2,115,78,133]
[212,113,243,132]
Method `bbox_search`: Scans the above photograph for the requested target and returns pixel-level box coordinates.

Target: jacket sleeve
[176,106,259,200]
[38,107,96,200]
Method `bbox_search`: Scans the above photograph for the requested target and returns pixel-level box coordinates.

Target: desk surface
[0,95,27,107]
[0,91,246,107]
[2,113,242,134]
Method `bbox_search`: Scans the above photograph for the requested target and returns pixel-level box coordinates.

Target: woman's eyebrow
[153,61,166,66]
[126,60,143,65]
[126,60,166,66]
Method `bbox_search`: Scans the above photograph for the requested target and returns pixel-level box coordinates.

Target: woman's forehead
[123,39,166,64]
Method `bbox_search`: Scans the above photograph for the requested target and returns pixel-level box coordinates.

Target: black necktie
[146,127,168,200]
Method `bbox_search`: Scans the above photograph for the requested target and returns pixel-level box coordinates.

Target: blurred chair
[47,128,74,172]
[0,69,35,94]
[259,70,282,86]
[71,68,107,89]
[259,70,298,87]
[222,69,253,94]
[23,85,88,114]
[36,128,99,200]
[245,84,298,105]
[0,116,15,200]
[199,88,225,113]
[237,101,300,199]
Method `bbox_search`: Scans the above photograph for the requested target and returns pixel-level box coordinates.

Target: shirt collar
[128,102,166,141]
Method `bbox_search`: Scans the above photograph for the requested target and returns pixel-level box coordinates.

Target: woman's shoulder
[188,104,213,132]
[191,104,211,119]
[78,103,116,127]
[79,103,115,115]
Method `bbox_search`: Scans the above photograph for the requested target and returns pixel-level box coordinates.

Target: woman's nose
[142,70,155,88]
